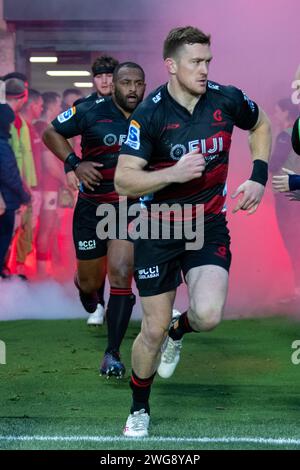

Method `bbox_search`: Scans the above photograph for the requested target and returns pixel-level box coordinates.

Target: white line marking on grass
[0,435,300,446]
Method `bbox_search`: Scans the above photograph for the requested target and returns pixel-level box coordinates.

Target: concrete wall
[0,0,15,75]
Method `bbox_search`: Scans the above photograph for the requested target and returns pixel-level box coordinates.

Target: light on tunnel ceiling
[46,71,91,77]
[74,82,93,88]
[30,57,58,63]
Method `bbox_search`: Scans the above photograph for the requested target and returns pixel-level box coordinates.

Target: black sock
[130,370,156,415]
[105,287,135,354]
[97,279,106,307]
[169,312,196,341]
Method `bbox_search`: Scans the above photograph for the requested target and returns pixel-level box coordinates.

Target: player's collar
[164,83,207,117]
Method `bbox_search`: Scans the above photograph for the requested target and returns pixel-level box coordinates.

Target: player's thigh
[73,197,107,260]
[186,264,229,314]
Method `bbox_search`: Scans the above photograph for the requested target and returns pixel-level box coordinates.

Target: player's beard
[114,87,142,113]
[176,74,207,98]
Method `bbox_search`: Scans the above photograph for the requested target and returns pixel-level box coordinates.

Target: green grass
[0,317,300,450]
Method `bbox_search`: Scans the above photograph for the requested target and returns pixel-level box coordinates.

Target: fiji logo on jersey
[169,132,232,160]
[57,106,76,123]
[125,119,140,150]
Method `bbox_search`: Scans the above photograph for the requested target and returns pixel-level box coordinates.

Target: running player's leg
[77,257,106,294]
[123,240,182,436]
[186,264,228,331]
[76,257,106,314]
[100,239,134,377]
[123,290,175,437]
[132,290,176,379]
[73,197,107,316]
[176,235,231,336]
[158,265,229,379]
[158,225,231,378]
[97,276,106,309]
[36,205,58,278]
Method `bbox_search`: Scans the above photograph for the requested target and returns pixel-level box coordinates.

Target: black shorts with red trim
[134,213,231,296]
[73,196,134,260]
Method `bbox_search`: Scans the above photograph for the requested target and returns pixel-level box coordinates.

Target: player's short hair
[113,62,145,82]
[277,98,300,122]
[92,55,119,76]
[22,89,41,109]
[5,78,27,99]
[28,89,41,101]
[62,88,82,100]
[3,71,28,83]
[41,91,60,112]
[163,26,211,59]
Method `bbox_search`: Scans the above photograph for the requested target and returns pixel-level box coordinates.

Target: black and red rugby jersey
[121,81,259,219]
[52,96,129,203]
[73,91,98,107]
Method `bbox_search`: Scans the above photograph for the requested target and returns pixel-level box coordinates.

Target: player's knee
[190,304,222,331]
[109,263,133,287]
[141,324,167,353]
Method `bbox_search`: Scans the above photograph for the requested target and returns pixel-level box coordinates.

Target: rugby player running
[43,62,146,377]
[115,26,272,436]
[68,55,119,326]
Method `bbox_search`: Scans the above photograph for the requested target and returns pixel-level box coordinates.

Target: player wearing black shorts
[115,26,272,437]
[67,56,120,325]
[43,62,146,377]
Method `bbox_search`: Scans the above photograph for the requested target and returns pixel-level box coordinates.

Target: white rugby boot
[157,312,182,379]
[86,303,105,326]
[123,409,150,437]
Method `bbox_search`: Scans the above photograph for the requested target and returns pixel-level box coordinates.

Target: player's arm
[115,105,206,197]
[43,123,74,163]
[41,124,73,185]
[272,167,298,193]
[115,150,206,198]
[41,147,66,184]
[248,107,272,165]
[43,121,103,191]
[232,107,272,215]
